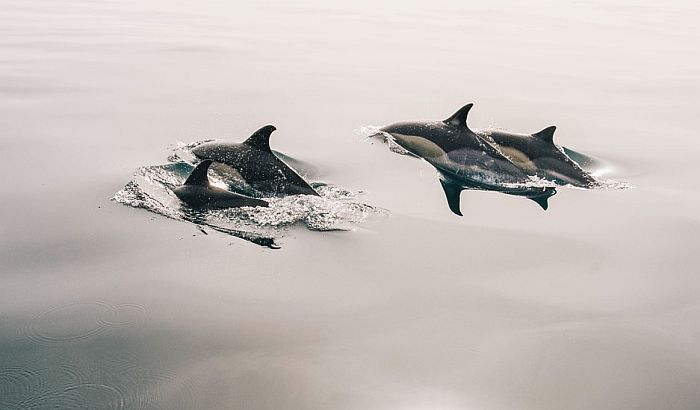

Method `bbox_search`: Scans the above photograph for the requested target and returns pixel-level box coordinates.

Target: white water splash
[113,143,387,247]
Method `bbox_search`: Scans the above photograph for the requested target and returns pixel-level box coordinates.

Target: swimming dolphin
[173,160,269,208]
[192,125,319,197]
[482,126,596,187]
[380,103,555,215]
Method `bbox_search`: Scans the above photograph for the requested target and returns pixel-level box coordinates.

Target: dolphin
[191,125,319,197]
[482,126,597,187]
[380,103,556,215]
[173,160,269,208]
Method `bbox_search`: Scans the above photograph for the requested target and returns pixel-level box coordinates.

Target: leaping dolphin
[483,126,596,187]
[173,160,269,208]
[380,103,556,215]
[192,125,319,197]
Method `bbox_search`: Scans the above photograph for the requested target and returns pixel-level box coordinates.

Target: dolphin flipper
[528,195,549,210]
[439,178,464,216]
[527,188,557,211]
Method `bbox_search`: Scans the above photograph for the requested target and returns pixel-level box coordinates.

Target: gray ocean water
[2,0,700,409]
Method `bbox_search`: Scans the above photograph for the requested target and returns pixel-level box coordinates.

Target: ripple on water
[18,383,127,410]
[24,302,112,345]
[2,336,185,409]
[0,351,201,409]
[24,301,148,345]
[76,349,183,410]
[152,366,210,410]
[4,300,199,409]
[0,367,42,409]
[98,303,148,327]
[0,365,85,410]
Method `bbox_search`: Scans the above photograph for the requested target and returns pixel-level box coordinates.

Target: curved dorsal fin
[184,159,213,186]
[243,125,276,152]
[443,103,474,129]
[532,126,556,144]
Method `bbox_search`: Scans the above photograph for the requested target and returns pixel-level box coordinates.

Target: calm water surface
[2,0,700,409]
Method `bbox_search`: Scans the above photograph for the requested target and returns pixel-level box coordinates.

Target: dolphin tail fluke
[184,160,214,186]
[439,179,464,216]
[528,188,557,211]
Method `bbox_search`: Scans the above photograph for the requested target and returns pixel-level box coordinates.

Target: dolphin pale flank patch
[497,146,537,172]
[391,133,446,160]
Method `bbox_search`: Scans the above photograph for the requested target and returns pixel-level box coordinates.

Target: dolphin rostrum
[380,103,559,215]
[173,160,269,208]
[192,125,319,197]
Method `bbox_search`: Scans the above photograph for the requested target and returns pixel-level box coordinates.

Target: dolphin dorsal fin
[443,103,474,130]
[532,126,556,144]
[243,125,276,152]
[184,159,213,186]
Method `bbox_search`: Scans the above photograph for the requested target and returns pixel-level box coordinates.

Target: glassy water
[1,0,699,409]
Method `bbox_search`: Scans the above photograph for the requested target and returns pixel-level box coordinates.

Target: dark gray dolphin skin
[191,125,319,197]
[173,160,269,208]
[483,127,596,187]
[380,103,555,215]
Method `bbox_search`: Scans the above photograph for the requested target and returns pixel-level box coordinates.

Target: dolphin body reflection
[173,160,269,209]
[192,125,319,197]
[380,103,577,215]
